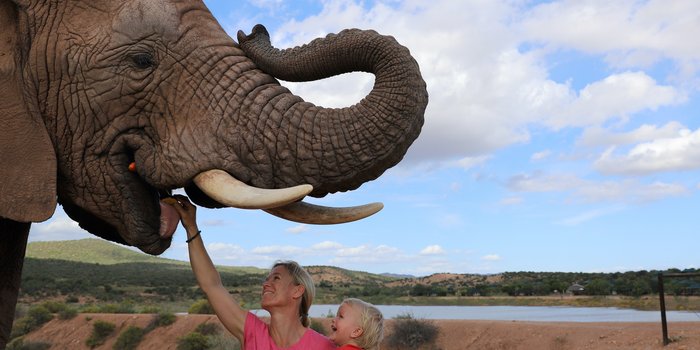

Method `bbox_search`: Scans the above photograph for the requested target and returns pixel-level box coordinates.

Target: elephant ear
[0,1,56,222]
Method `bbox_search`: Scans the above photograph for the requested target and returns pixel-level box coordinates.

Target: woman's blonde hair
[272,260,315,327]
[343,298,384,350]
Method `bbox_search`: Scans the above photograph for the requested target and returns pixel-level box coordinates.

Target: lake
[292,305,700,323]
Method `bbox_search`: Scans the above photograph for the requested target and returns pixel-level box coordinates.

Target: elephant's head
[0,0,427,255]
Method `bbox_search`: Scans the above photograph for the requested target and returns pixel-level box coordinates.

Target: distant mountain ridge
[19,239,699,306]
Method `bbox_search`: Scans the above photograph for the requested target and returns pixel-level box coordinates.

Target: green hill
[25,239,265,275]
[26,239,184,265]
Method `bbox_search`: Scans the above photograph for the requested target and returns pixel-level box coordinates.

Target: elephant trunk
[237,25,427,197]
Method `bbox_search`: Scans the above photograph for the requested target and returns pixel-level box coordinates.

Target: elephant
[0,0,427,347]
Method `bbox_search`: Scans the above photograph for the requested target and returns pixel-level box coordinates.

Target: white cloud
[499,196,523,206]
[420,245,446,256]
[251,245,304,256]
[594,128,700,175]
[521,0,700,74]
[579,122,687,147]
[330,244,408,265]
[214,0,698,172]
[531,150,551,161]
[543,72,686,129]
[286,224,309,234]
[311,241,344,251]
[508,172,688,203]
[30,214,91,242]
[555,207,624,226]
[454,156,490,170]
[482,254,502,261]
[208,242,245,252]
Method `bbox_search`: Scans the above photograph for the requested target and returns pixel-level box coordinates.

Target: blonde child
[329,298,384,350]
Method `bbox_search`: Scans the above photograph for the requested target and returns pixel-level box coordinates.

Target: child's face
[329,302,363,346]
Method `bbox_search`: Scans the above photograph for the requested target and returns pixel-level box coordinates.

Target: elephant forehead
[111,0,181,42]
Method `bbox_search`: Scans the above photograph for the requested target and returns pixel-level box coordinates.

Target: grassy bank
[359,295,700,311]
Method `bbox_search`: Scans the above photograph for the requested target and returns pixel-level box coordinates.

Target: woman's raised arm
[163,196,248,341]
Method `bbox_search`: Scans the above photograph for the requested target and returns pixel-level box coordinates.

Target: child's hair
[343,298,384,350]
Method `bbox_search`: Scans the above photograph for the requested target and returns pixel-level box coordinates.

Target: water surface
[302,304,700,323]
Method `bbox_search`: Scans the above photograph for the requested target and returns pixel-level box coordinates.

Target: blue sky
[33,0,700,276]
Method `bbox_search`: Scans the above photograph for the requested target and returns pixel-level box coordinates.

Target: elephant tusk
[193,169,313,209]
[264,201,383,225]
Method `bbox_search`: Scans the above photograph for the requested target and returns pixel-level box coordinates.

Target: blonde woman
[330,298,384,350]
[165,195,334,349]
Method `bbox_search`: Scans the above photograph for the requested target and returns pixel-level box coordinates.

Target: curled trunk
[237,25,427,197]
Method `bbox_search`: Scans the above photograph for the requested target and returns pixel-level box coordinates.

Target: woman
[164,195,335,349]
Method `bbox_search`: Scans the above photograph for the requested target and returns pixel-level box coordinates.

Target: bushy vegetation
[57,307,78,320]
[188,299,215,314]
[177,332,210,350]
[80,302,135,314]
[6,337,51,350]
[85,320,115,348]
[22,254,700,306]
[148,312,177,329]
[17,240,700,315]
[194,322,221,336]
[113,326,146,350]
[385,313,439,350]
[10,304,54,339]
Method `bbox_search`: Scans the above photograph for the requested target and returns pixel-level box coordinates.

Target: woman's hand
[162,195,199,235]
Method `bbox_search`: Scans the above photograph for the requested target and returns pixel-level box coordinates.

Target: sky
[32,0,700,276]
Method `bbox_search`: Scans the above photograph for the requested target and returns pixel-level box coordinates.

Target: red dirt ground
[18,313,700,349]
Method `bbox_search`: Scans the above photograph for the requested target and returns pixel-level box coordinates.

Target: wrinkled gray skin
[0,0,427,347]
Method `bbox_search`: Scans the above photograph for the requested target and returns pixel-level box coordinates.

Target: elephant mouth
[104,140,384,255]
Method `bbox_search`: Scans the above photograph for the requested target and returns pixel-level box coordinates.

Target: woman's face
[261,265,302,310]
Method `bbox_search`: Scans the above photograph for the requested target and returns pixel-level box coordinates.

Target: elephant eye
[130,53,156,69]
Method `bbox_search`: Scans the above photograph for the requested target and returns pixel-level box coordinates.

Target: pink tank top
[244,312,336,350]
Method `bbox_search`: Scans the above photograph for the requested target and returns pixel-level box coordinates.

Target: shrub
[6,337,51,350]
[26,306,53,326]
[155,312,177,327]
[85,320,115,348]
[58,307,78,320]
[113,326,146,350]
[81,302,136,314]
[386,314,439,349]
[188,299,214,314]
[140,306,161,314]
[39,301,66,314]
[9,306,54,339]
[145,312,177,332]
[194,322,220,336]
[177,332,210,350]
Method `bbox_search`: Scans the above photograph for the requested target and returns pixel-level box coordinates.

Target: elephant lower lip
[158,200,180,239]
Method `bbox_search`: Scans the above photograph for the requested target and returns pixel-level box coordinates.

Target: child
[329,298,384,350]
